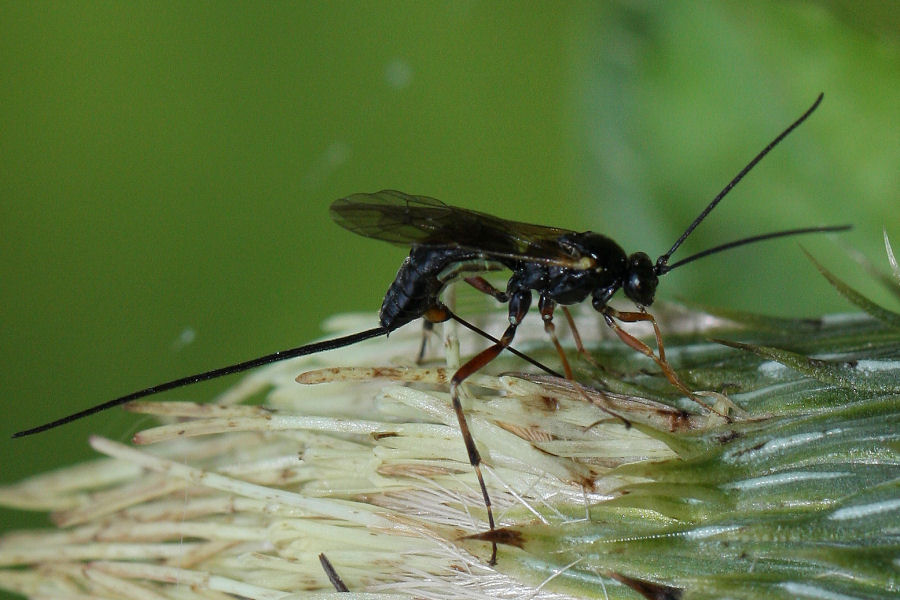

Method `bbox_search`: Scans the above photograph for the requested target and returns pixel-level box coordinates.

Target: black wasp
[15,94,848,565]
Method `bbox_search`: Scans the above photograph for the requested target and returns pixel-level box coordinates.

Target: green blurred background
[1,1,897,587]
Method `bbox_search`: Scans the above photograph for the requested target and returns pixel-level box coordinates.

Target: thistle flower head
[1,246,899,599]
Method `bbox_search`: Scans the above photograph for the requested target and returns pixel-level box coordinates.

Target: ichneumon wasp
[14,93,849,565]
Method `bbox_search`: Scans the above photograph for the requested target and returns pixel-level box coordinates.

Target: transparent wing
[330,190,583,265]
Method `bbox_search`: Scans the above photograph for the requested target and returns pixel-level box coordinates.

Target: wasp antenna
[658,224,851,274]
[12,326,389,438]
[656,93,825,271]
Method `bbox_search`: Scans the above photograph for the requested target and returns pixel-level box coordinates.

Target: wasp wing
[331,190,583,266]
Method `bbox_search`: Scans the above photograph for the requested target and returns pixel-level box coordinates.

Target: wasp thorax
[623,252,658,306]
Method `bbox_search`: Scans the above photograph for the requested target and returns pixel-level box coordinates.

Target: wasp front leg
[601,306,684,392]
[600,306,726,419]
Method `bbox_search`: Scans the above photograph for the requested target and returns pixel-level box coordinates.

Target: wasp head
[622,251,658,306]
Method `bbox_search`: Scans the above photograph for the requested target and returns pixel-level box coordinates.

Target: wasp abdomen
[379,247,483,331]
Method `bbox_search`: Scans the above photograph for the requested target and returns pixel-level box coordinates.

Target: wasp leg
[449,289,530,565]
[560,306,607,371]
[464,275,509,303]
[538,296,574,380]
[418,305,457,363]
[601,307,728,420]
[318,553,349,592]
[439,307,563,377]
[560,307,631,381]
[546,301,627,426]
[418,277,506,363]
[417,320,435,364]
[451,324,516,566]
[606,308,669,362]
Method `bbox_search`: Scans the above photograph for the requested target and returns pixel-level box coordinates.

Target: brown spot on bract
[716,430,742,444]
[370,367,398,378]
[539,395,559,411]
[608,572,683,600]
[579,475,597,492]
[733,440,767,457]
[465,527,525,549]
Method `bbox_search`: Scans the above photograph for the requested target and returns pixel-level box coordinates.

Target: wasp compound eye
[623,252,658,306]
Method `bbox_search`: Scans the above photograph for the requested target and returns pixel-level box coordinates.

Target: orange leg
[539,296,574,380]
[451,320,518,565]
[448,289,531,565]
[601,307,727,418]
[464,275,509,302]
[561,306,607,372]
[552,304,628,426]
[418,276,507,363]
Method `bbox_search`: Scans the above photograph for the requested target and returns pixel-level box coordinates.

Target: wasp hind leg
[447,289,530,565]
[418,277,507,363]
[416,320,436,364]
[318,553,349,592]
